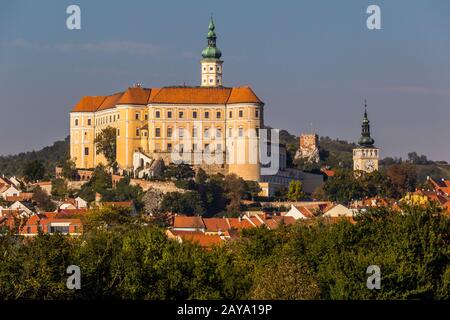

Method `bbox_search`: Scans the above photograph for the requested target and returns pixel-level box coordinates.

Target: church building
[353,103,379,173]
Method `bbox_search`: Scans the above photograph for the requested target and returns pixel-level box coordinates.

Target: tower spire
[358,100,375,147]
[201,16,223,87]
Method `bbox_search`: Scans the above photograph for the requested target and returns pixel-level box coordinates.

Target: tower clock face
[365,159,375,172]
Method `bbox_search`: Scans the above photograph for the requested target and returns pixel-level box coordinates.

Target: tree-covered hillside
[0,137,69,178]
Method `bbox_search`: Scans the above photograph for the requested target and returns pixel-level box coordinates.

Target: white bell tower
[200,17,223,87]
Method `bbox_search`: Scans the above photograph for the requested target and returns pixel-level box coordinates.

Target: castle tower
[353,102,379,173]
[201,17,223,87]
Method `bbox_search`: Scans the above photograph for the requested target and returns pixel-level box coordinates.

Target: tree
[94,126,117,167]
[22,160,46,182]
[160,191,204,216]
[163,163,195,181]
[250,257,321,299]
[77,164,112,202]
[61,158,77,180]
[386,163,418,197]
[287,180,304,201]
[51,178,68,201]
[195,168,208,184]
[33,186,56,212]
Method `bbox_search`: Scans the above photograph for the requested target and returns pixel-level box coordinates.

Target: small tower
[353,101,379,173]
[201,17,223,87]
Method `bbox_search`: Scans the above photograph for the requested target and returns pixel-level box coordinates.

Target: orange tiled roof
[97,92,124,111]
[203,218,230,232]
[173,216,205,229]
[227,86,262,104]
[71,86,263,112]
[117,87,152,105]
[72,96,106,112]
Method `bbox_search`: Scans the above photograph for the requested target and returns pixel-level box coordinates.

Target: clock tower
[353,102,379,173]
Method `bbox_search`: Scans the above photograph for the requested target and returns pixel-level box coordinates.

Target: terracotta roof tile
[228,86,263,104]
[202,218,230,232]
[117,87,152,105]
[149,87,232,104]
[72,96,106,112]
[173,216,205,229]
[97,92,124,111]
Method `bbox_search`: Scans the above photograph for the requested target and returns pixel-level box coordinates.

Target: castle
[69,18,264,181]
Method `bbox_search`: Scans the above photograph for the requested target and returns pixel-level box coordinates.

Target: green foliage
[33,186,56,212]
[23,160,46,183]
[163,163,195,181]
[287,180,304,201]
[323,169,395,204]
[0,204,448,300]
[0,137,68,178]
[51,178,69,201]
[77,165,112,202]
[94,127,117,167]
[160,191,204,216]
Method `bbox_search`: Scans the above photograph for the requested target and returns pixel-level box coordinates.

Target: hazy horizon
[1,0,450,161]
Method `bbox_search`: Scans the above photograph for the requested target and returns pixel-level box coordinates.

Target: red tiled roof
[71,86,263,112]
[173,216,205,229]
[202,217,230,232]
[117,87,152,105]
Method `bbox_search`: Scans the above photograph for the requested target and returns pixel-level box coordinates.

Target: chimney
[95,193,102,206]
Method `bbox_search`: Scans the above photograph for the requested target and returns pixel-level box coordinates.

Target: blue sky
[1,0,450,161]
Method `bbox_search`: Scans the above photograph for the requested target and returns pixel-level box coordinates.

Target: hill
[0,137,69,178]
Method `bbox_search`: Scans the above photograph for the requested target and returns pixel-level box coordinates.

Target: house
[5,193,33,202]
[172,215,205,232]
[101,201,137,216]
[166,230,224,249]
[75,197,88,209]
[58,200,77,210]
[8,201,34,217]
[323,204,356,218]
[285,205,316,220]
[20,212,82,236]
[0,185,21,199]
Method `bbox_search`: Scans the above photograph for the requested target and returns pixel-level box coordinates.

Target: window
[192,143,197,151]
[145,114,148,120]
[167,143,172,152]
[228,128,232,137]
[204,128,210,139]
[238,128,244,137]
[155,128,161,137]
[155,111,160,118]
[192,127,198,138]
[209,79,213,83]
[217,144,222,152]
[74,226,79,233]
[114,115,116,122]
[216,128,222,138]
[239,110,243,118]
[168,111,172,118]
[203,67,206,71]
[217,66,220,71]
[27,226,31,234]
[167,127,172,138]
[229,111,232,118]
[255,109,259,118]
[75,119,79,126]
[210,66,213,71]
[117,114,120,120]
[136,129,140,137]
[193,111,197,119]
[205,143,210,152]
[179,144,184,152]
[216,111,221,119]
[109,115,112,122]
[117,129,120,136]
[205,111,209,119]
[179,111,184,119]
[135,113,140,120]
[50,226,69,234]
[178,128,184,138]
[87,118,91,126]
[84,147,89,156]
[256,127,259,137]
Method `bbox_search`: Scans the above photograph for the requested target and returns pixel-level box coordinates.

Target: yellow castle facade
[70,18,264,181]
